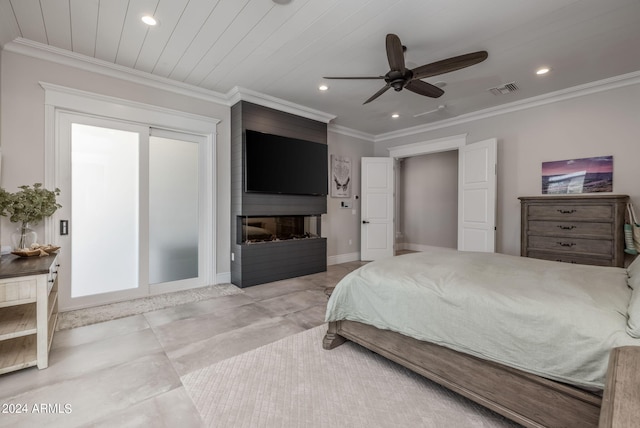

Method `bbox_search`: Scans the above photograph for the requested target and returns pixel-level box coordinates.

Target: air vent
[488,82,519,95]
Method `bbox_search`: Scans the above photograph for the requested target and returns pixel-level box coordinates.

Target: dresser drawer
[527,204,612,220]
[528,235,612,255]
[527,250,612,266]
[528,220,612,237]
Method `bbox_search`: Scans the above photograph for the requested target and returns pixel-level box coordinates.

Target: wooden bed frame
[323,320,640,428]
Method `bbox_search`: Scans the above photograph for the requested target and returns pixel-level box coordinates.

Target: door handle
[362,220,370,224]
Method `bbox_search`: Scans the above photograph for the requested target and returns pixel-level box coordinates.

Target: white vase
[11,222,37,250]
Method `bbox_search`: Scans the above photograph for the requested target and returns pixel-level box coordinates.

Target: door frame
[387,134,497,252]
[41,82,219,311]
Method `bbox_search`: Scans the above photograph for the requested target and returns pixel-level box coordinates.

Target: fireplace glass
[238,215,321,244]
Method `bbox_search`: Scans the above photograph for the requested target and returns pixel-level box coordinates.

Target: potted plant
[0,183,61,250]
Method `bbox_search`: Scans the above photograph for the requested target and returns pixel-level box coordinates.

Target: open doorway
[388,134,497,255]
[397,150,458,251]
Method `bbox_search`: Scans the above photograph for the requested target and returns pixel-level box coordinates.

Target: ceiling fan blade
[385,33,406,72]
[323,76,385,79]
[411,51,488,80]
[405,80,444,98]
[363,84,391,104]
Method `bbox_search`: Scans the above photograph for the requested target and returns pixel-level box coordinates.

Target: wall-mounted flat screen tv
[245,130,328,196]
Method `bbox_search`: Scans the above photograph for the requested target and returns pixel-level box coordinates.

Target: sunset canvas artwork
[541,156,613,194]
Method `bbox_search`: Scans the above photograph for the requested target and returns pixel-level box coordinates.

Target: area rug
[181,325,521,428]
[56,283,243,330]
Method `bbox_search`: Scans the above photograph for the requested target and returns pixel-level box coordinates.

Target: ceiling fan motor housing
[386,69,413,91]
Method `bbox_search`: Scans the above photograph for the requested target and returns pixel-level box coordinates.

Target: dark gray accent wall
[231,101,328,287]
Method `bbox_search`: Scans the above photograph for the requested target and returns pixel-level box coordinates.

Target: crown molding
[4,38,337,124]
[3,38,229,106]
[5,38,640,140]
[226,86,336,124]
[327,124,375,142]
[374,70,640,143]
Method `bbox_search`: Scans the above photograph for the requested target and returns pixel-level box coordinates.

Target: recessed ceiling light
[391,113,400,119]
[536,67,550,75]
[141,15,157,26]
[318,84,329,91]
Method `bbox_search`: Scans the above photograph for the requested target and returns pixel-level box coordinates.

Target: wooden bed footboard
[324,320,634,428]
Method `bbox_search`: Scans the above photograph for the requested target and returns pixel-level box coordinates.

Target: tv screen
[245,130,328,196]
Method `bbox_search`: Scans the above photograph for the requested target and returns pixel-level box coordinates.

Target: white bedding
[325,246,640,389]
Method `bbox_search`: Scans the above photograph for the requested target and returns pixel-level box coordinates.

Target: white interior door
[361,157,394,260]
[457,139,497,252]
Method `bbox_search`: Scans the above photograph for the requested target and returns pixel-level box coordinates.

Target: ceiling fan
[324,34,488,105]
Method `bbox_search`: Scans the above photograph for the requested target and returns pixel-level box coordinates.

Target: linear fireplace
[238,215,321,244]
[231,101,327,288]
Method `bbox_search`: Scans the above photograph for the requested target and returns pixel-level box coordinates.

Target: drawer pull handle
[556,242,576,247]
[557,209,577,214]
[557,225,576,230]
[556,259,577,264]
[48,279,55,283]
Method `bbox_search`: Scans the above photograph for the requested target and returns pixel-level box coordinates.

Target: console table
[0,254,59,374]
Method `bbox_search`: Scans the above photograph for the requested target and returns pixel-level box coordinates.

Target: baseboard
[327,252,360,265]
[216,271,231,284]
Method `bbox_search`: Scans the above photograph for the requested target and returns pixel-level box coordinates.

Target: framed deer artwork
[331,155,351,198]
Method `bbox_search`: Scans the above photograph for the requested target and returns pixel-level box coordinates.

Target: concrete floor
[0,260,366,427]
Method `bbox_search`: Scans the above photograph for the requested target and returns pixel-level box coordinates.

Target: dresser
[0,254,59,374]
[519,195,628,267]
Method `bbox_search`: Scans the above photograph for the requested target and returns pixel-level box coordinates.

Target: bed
[323,246,640,427]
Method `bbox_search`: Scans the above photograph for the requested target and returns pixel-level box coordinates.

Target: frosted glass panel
[149,136,199,284]
[71,124,139,297]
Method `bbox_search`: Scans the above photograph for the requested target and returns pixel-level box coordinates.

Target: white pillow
[627,256,640,290]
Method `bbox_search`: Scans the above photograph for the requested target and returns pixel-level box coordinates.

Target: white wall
[375,83,640,256]
[399,150,458,250]
[325,130,374,263]
[0,49,232,276]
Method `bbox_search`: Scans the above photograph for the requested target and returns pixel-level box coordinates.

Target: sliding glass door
[148,130,201,288]
[56,113,210,310]
[70,122,144,299]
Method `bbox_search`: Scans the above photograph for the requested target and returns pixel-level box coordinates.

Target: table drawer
[528,220,612,237]
[0,280,37,307]
[527,250,612,266]
[47,260,59,295]
[528,204,612,220]
[528,235,612,255]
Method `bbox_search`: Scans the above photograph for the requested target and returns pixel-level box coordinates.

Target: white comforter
[325,246,640,389]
